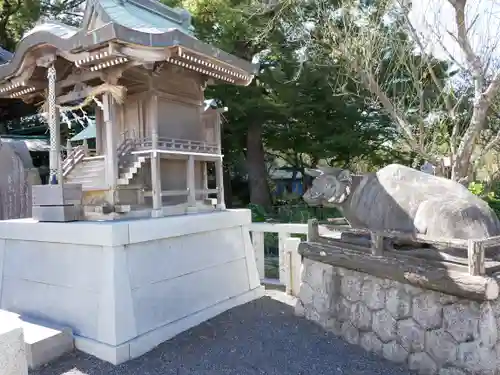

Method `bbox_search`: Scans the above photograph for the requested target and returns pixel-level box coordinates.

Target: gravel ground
[30,291,413,375]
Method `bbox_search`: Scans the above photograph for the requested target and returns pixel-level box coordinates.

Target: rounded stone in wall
[349,302,372,331]
[412,293,443,330]
[341,274,362,302]
[408,352,437,375]
[396,318,425,352]
[382,341,408,363]
[386,288,412,319]
[425,329,458,366]
[372,309,397,343]
[340,321,359,345]
[443,302,480,343]
[360,332,383,355]
[361,278,386,310]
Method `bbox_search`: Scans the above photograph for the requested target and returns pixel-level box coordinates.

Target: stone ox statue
[303,163,500,240]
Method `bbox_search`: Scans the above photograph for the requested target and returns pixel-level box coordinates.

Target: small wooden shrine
[0,0,257,218]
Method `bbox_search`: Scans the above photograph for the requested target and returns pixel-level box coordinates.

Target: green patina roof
[99,0,194,35]
[0,0,258,85]
[70,121,96,141]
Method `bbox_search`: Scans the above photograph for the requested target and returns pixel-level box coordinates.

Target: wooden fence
[303,219,500,301]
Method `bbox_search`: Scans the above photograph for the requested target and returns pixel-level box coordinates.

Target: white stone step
[0,311,74,370]
[0,313,28,375]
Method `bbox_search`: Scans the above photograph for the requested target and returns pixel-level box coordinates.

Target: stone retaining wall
[296,258,500,375]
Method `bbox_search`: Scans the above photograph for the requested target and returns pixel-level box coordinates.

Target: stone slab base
[0,310,74,370]
[0,209,262,365]
[74,286,264,364]
[0,312,28,375]
[296,258,500,375]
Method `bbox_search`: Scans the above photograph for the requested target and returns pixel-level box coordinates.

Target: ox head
[302,167,353,207]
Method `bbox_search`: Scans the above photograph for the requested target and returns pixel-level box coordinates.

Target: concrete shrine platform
[0,209,263,365]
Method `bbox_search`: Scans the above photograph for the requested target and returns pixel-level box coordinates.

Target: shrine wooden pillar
[103,93,118,205]
[149,93,163,217]
[202,162,208,199]
[214,112,225,209]
[47,61,62,184]
[186,155,196,211]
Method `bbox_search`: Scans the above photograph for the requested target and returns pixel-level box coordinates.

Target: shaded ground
[30,291,413,375]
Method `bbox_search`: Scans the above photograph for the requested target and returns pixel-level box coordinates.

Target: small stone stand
[32,184,83,222]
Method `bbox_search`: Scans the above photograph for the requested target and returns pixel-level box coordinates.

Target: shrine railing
[134,137,220,154]
[62,145,86,177]
[117,137,136,169]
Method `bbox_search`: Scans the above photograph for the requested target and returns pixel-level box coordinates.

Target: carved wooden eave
[0,0,259,101]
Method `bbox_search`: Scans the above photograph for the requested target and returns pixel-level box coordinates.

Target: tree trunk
[223,160,233,208]
[246,122,272,210]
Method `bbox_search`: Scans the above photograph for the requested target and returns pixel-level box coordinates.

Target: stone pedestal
[32,184,83,222]
[0,209,263,365]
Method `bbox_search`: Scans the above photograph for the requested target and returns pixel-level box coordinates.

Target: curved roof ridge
[22,19,79,41]
[97,0,194,35]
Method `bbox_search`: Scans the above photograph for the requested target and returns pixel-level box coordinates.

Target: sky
[408,0,500,70]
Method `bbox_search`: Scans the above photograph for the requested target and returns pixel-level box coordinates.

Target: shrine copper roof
[0,0,257,83]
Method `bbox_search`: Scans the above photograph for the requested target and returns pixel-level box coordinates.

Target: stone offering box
[296,220,500,375]
[32,184,83,222]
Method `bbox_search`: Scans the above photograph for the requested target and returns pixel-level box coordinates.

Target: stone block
[336,297,352,322]
[32,204,82,222]
[341,274,362,302]
[298,282,314,306]
[397,318,425,352]
[386,288,412,319]
[382,341,408,363]
[361,277,386,310]
[0,313,28,375]
[412,292,443,330]
[443,302,480,343]
[425,329,458,366]
[408,352,437,375]
[372,309,397,342]
[349,302,372,331]
[0,310,74,370]
[360,332,382,355]
[32,184,82,206]
[340,321,359,345]
[478,303,497,348]
[324,318,342,336]
[457,341,497,372]
[22,319,74,369]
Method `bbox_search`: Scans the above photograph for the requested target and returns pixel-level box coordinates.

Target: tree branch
[449,0,483,93]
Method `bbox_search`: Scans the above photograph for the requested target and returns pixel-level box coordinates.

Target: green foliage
[468,181,500,218]
[249,201,341,224]
[248,203,269,222]
[163,0,404,187]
